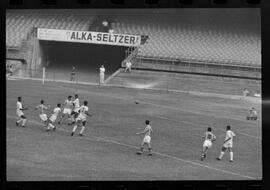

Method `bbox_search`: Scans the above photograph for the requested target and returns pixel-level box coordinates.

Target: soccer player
[16,97,28,127]
[70,94,80,124]
[71,100,91,136]
[217,125,236,162]
[136,120,153,156]
[125,61,132,73]
[201,127,216,161]
[58,95,73,125]
[35,100,49,126]
[46,103,61,131]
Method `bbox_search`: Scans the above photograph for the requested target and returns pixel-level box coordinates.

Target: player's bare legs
[147,142,152,156]
[201,146,208,161]
[217,146,226,161]
[71,119,80,136]
[79,121,86,136]
[16,115,27,127]
[137,142,145,155]
[228,147,233,162]
[46,120,56,132]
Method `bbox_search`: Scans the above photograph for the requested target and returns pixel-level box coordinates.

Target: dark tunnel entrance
[39,40,127,83]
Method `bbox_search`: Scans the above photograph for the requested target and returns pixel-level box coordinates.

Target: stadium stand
[111,9,261,67]
[6,9,98,48]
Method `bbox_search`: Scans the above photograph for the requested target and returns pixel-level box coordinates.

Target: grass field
[6,78,261,181]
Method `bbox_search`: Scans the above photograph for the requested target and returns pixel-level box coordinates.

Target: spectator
[254,90,261,98]
[99,65,105,84]
[242,88,250,96]
[125,61,132,73]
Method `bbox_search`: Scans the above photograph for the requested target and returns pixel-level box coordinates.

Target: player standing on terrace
[217,125,236,162]
[201,127,216,161]
[16,97,28,127]
[35,100,49,126]
[58,95,73,125]
[71,100,91,136]
[136,120,153,156]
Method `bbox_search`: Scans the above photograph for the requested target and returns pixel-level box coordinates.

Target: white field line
[104,68,123,84]
[154,115,261,140]
[7,115,256,180]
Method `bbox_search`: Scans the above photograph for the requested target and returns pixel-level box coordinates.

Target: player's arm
[223,137,231,144]
[35,105,40,110]
[136,127,147,135]
[85,111,92,117]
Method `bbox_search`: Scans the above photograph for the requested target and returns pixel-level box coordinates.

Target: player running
[35,100,49,126]
[136,120,153,156]
[201,127,216,161]
[58,95,73,125]
[70,94,80,124]
[16,97,28,127]
[216,125,236,162]
[71,101,91,136]
[46,103,62,132]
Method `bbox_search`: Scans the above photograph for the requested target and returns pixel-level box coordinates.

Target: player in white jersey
[16,97,28,127]
[71,101,91,136]
[46,103,62,131]
[70,94,80,124]
[58,95,73,125]
[217,125,236,162]
[35,100,49,126]
[201,127,216,161]
[136,120,153,156]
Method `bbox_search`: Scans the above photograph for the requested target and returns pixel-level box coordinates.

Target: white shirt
[73,98,80,110]
[144,125,153,137]
[36,104,48,115]
[204,131,216,141]
[78,105,89,119]
[225,130,235,143]
[64,99,73,109]
[100,67,105,74]
[17,101,22,112]
[52,107,61,118]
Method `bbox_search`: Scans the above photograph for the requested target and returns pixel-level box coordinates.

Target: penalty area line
[7,115,256,180]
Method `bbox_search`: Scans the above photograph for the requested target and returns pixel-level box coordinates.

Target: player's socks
[229,152,233,161]
[72,125,78,132]
[218,151,224,160]
[79,126,85,135]
[21,119,27,127]
[71,132,74,136]
[148,148,152,156]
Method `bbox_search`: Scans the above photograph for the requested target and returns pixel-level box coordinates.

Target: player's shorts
[223,141,233,148]
[76,115,86,122]
[143,135,151,144]
[63,108,72,115]
[49,115,57,123]
[17,111,24,118]
[203,140,212,148]
[39,114,48,122]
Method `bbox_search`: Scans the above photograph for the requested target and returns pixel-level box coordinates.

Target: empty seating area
[111,9,261,66]
[6,9,99,48]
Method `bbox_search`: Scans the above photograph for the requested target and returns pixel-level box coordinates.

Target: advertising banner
[37,28,142,47]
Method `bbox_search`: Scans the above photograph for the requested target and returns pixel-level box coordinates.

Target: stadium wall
[126,56,261,80]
